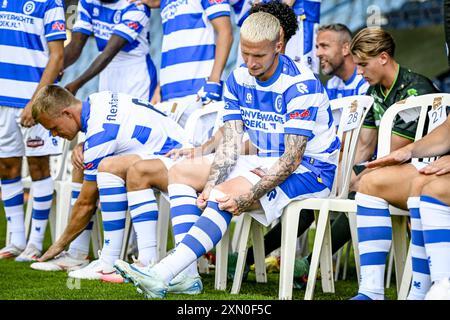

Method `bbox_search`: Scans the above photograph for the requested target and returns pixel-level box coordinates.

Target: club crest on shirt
[23,1,35,15]
[113,10,121,24]
[274,95,283,113]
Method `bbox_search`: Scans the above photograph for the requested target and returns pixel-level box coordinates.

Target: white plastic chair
[120,102,225,261]
[5,138,71,246]
[228,96,374,299]
[375,93,450,299]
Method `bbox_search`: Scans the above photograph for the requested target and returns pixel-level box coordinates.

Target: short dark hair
[318,23,353,42]
[250,0,298,43]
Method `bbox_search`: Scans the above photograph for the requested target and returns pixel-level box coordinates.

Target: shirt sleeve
[113,4,150,43]
[83,123,120,182]
[357,78,370,96]
[43,0,67,42]
[73,0,93,36]
[283,79,324,138]
[222,71,242,122]
[201,0,231,21]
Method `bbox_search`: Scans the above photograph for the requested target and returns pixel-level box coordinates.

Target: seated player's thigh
[127,158,170,192]
[168,155,213,191]
[97,154,142,180]
[358,163,421,210]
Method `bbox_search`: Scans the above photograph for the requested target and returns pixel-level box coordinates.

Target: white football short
[99,55,157,102]
[0,106,62,158]
[205,153,337,226]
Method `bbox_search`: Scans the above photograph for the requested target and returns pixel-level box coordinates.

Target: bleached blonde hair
[31,85,78,122]
[240,12,281,43]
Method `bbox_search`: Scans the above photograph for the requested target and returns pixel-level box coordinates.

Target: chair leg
[215,227,230,291]
[251,219,267,283]
[279,208,301,300]
[305,202,333,300]
[156,193,171,260]
[342,241,351,281]
[386,249,394,288]
[391,215,408,293]
[231,215,244,253]
[334,248,343,281]
[91,210,103,258]
[54,182,72,241]
[348,212,360,282]
[48,197,57,243]
[397,242,412,300]
[231,214,253,294]
[120,214,132,261]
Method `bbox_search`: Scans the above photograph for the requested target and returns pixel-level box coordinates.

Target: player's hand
[197,80,223,105]
[65,81,81,96]
[217,193,253,216]
[38,241,65,262]
[366,147,413,169]
[20,103,35,128]
[197,184,213,210]
[71,142,84,171]
[165,147,202,160]
[419,155,450,176]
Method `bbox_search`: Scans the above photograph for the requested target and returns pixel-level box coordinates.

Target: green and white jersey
[363,65,439,140]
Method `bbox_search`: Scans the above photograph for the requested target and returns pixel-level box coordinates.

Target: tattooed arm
[197,120,244,209]
[233,134,308,214]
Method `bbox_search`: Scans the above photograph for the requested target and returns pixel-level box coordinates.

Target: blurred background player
[63,0,157,100]
[232,0,320,74]
[0,0,66,262]
[132,0,233,137]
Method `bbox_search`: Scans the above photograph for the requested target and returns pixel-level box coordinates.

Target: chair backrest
[377,93,450,161]
[183,101,225,147]
[329,95,374,198]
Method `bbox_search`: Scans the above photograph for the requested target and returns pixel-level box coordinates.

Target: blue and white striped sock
[420,195,450,282]
[355,192,392,300]
[1,177,26,249]
[153,189,232,283]
[407,197,431,300]
[28,177,54,251]
[68,182,95,257]
[168,184,202,276]
[128,189,158,266]
[98,173,127,266]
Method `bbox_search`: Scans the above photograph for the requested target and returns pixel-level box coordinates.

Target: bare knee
[168,159,208,191]
[421,179,450,205]
[98,157,126,178]
[410,174,433,197]
[358,169,387,195]
[27,156,50,180]
[126,161,157,190]
[0,158,22,179]
[127,159,169,191]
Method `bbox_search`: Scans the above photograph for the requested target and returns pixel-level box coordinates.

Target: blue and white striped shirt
[81,91,186,181]
[230,0,321,27]
[73,0,151,64]
[325,68,369,100]
[0,0,66,108]
[159,0,231,101]
[223,54,338,164]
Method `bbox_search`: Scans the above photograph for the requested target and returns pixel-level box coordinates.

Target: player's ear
[61,107,72,118]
